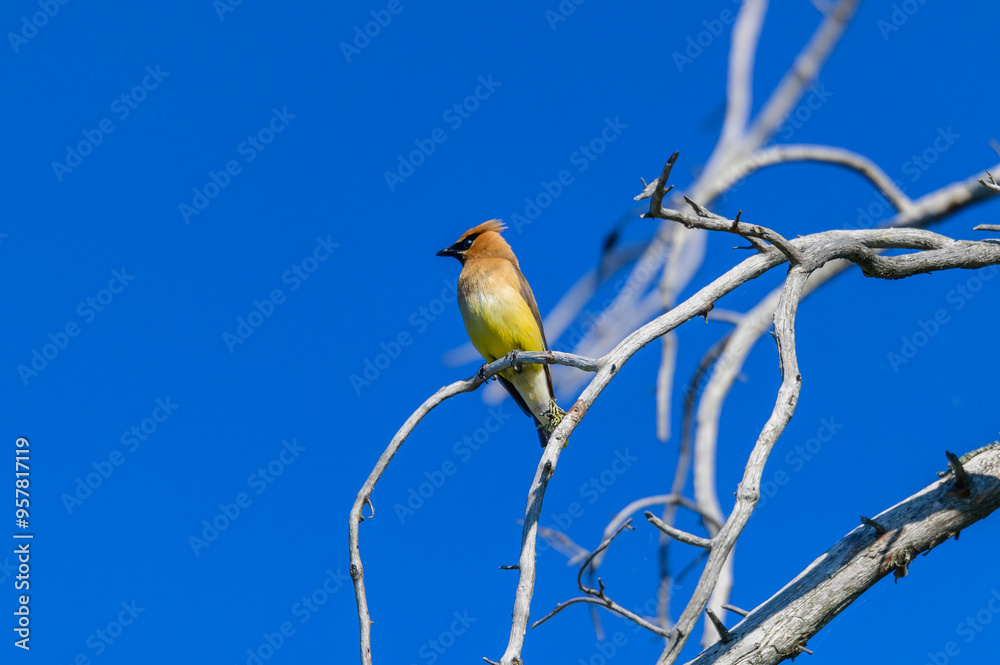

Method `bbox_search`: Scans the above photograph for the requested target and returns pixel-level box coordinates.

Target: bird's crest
[461,219,507,240]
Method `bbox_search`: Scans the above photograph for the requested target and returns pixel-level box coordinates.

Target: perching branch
[348,350,598,665]
[351,212,1000,664]
[354,2,1000,661]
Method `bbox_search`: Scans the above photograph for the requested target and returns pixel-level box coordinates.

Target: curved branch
[716,144,914,213]
[348,350,597,665]
[646,512,713,549]
[657,267,810,665]
[590,494,720,573]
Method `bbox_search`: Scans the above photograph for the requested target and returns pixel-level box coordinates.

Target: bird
[437,220,563,447]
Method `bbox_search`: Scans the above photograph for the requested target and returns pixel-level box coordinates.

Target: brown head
[435,219,516,265]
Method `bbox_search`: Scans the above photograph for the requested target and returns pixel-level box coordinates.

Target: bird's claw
[504,350,522,373]
[543,399,565,432]
[478,364,489,381]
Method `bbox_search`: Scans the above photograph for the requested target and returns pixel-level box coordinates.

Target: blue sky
[3,1,1000,663]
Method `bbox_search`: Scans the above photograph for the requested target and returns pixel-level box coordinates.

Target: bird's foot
[504,350,522,373]
[477,364,489,381]
[543,400,566,446]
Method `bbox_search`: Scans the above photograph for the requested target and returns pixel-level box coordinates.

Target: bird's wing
[513,262,555,397]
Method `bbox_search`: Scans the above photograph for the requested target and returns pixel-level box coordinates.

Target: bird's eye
[462,237,475,249]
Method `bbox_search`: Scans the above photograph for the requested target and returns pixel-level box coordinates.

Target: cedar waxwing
[437,220,563,447]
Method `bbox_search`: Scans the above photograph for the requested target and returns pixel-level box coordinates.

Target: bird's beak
[436,247,458,258]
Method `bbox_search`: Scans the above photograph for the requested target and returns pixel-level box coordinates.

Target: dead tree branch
[684,444,1000,665]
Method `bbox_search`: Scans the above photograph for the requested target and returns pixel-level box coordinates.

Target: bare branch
[718,144,914,213]
[859,515,888,536]
[684,444,1000,665]
[656,333,678,442]
[577,520,635,593]
[744,0,860,149]
[668,332,735,633]
[646,511,713,549]
[979,169,1000,194]
[722,604,749,618]
[582,0,861,374]
[532,519,675,639]
[658,266,809,665]
[946,450,971,496]
[348,349,598,665]
[704,608,733,643]
[590,494,720,573]
[720,0,769,146]
[531,596,672,638]
[673,197,807,266]
[537,526,590,566]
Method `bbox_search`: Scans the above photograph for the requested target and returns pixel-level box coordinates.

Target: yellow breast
[457,267,544,364]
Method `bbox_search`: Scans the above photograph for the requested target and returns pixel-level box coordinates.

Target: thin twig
[531,596,673,638]
[946,450,971,496]
[705,608,733,643]
[859,515,887,535]
[531,519,674,639]
[646,511,713,549]
[722,604,749,618]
